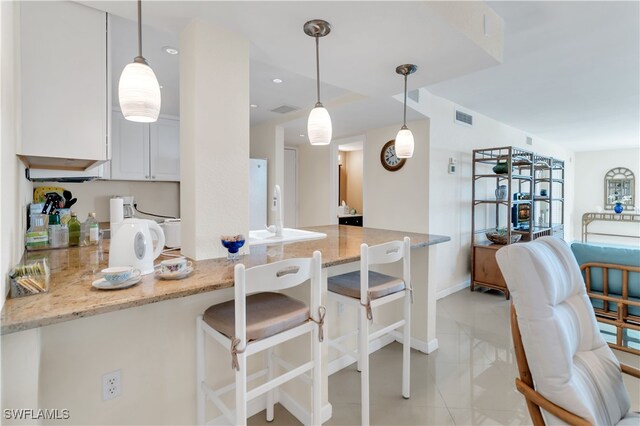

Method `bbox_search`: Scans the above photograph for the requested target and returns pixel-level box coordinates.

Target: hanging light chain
[138,0,143,58]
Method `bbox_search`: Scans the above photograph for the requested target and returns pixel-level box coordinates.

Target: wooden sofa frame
[511,304,640,426]
[581,262,640,355]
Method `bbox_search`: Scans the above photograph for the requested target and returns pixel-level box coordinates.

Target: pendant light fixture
[304,20,332,146]
[118,0,161,123]
[395,64,418,158]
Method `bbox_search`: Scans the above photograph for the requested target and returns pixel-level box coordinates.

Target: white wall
[1,0,33,306]
[573,148,640,245]
[412,89,575,296]
[296,143,333,227]
[33,181,180,222]
[363,120,430,233]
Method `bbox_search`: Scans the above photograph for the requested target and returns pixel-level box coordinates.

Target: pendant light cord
[315,36,321,106]
[403,74,408,126]
[137,0,143,58]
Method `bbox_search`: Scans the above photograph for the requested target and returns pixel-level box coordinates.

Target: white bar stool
[196,251,325,426]
[327,237,412,425]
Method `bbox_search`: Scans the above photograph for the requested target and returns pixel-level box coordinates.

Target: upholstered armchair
[496,237,639,425]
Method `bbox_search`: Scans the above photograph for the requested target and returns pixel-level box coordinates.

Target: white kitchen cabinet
[110,112,180,182]
[18,1,109,170]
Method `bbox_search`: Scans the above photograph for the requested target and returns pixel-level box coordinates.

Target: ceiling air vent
[455,110,473,127]
[270,105,299,114]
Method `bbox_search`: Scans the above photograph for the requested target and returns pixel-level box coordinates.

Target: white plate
[155,267,194,280]
[92,276,142,290]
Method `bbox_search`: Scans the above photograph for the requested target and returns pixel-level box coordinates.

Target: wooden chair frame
[328,237,412,426]
[196,251,323,426]
[581,262,640,356]
[511,304,640,426]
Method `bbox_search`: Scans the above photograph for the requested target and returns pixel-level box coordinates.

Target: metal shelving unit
[471,146,565,299]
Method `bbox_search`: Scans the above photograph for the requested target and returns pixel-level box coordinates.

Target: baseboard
[327,333,396,375]
[278,390,332,425]
[436,280,470,300]
[390,331,439,354]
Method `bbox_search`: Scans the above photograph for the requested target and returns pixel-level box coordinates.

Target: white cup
[102,266,141,283]
[160,257,192,274]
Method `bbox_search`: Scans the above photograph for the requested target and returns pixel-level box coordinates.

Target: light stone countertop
[1,225,450,335]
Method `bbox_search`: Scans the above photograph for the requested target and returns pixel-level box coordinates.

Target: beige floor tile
[248,403,301,425]
[449,408,532,426]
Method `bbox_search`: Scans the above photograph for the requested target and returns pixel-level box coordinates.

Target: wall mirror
[604,167,635,210]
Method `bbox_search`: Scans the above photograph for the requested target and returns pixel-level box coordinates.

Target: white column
[180,21,250,260]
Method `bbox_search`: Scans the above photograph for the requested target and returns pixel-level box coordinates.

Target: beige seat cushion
[204,292,310,341]
[328,270,405,300]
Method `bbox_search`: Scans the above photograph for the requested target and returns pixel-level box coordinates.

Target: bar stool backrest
[360,237,411,304]
[233,251,322,349]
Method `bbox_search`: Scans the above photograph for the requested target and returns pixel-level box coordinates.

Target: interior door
[283,148,298,228]
[249,159,267,230]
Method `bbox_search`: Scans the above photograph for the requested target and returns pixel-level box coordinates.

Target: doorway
[337,141,364,218]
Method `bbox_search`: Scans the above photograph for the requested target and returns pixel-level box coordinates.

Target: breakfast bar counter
[1,225,449,335]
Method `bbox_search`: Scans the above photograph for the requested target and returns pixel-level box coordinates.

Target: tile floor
[249,289,640,425]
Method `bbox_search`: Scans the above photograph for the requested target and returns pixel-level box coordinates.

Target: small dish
[155,267,194,280]
[92,275,142,290]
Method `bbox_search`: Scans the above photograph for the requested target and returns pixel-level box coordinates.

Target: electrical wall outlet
[102,370,121,401]
[337,302,345,316]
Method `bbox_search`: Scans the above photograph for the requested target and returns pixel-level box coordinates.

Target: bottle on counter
[83,212,99,246]
[48,214,62,248]
[26,214,48,250]
[68,212,81,246]
[59,223,69,248]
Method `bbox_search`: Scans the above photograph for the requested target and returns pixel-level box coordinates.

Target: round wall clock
[380,140,406,171]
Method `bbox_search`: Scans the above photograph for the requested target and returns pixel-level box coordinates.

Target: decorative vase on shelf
[492,160,509,175]
[614,202,624,214]
[495,185,508,200]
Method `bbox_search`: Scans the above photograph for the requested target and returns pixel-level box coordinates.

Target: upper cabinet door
[149,117,180,182]
[19,1,108,163]
[110,112,150,180]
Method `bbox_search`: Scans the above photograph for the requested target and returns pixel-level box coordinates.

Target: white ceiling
[100,1,638,152]
[427,1,640,151]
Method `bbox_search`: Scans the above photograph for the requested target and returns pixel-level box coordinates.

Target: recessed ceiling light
[163,46,179,55]
[250,104,258,108]
[272,78,283,84]
[299,134,305,137]
[159,85,164,89]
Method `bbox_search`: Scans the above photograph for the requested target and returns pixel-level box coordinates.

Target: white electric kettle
[109,218,165,275]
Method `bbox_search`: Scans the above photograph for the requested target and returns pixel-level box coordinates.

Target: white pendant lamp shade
[119,61,161,123]
[307,105,332,145]
[395,126,414,158]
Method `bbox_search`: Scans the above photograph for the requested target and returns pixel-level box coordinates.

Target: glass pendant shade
[119,61,161,123]
[395,127,414,158]
[307,106,332,145]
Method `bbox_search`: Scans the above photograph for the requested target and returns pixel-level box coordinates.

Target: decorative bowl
[485,232,521,245]
[492,160,510,175]
[221,239,245,260]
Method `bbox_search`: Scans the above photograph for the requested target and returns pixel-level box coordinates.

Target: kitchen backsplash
[33,181,180,222]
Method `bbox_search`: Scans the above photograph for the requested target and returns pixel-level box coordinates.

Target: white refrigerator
[249,158,267,231]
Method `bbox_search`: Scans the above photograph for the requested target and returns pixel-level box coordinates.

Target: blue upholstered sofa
[571,242,640,353]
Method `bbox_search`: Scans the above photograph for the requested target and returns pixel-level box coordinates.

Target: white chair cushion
[496,237,631,426]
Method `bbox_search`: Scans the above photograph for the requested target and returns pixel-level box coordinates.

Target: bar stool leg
[312,324,322,425]
[266,347,275,422]
[235,352,248,426]
[402,290,411,399]
[359,306,370,426]
[196,316,206,426]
